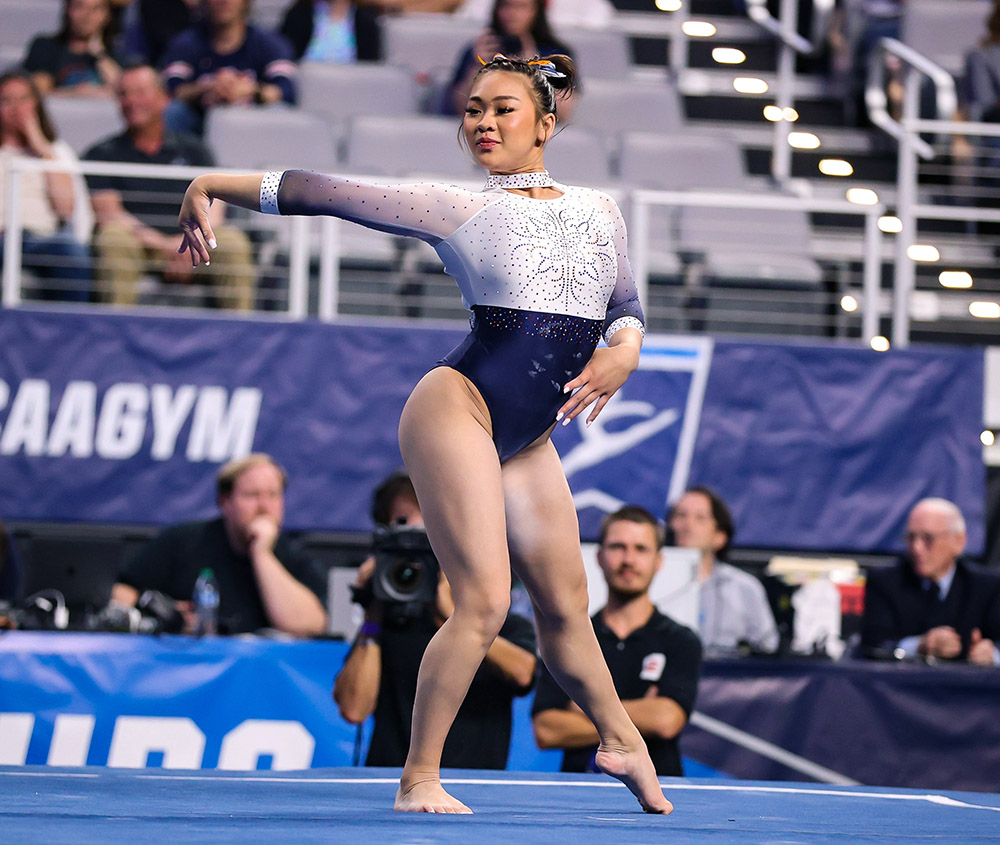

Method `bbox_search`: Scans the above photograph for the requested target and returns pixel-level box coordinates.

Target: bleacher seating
[207,105,337,172]
[0,0,60,54]
[343,114,480,180]
[571,77,686,148]
[47,98,124,156]
[299,63,420,150]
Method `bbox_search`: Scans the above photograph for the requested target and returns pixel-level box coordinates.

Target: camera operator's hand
[433,574,454,627]
[354,556,384,623]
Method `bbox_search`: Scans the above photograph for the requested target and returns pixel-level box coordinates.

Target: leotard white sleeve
[594,191,644,343]
[260,169,494,245]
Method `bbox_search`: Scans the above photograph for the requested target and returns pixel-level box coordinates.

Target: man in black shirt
[83,63,254,308]
[113,453,328,636]
[333,474,538,768]
[532,505,702,777]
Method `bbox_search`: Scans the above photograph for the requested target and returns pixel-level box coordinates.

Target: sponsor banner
[0,310,984,552]
[0,633,349,769]
[0,632,554,772]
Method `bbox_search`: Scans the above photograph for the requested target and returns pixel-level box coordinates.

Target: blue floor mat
[3,767,999,843]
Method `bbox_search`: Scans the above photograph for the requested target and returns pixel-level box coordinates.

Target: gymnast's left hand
[177,175,217,268]
[557,342,640,427]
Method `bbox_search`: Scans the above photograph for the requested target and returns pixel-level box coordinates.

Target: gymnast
[177,53,671,816]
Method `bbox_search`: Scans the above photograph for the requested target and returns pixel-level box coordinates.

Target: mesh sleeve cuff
[260,171,283,215]
[604,316,645,345]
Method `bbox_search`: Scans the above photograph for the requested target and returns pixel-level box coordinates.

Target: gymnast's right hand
[178,176,217,268]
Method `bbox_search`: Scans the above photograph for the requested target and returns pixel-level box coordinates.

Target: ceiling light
[846,188,879,205]
[782,107,799,121]
[818,159,853,176]
[655,0,682,9]
[982,430,996,447]
[938,271,973,289]
[906,244,940,262]
[840,295,859,312]
[969,301,1000,318]
[878,216,902,233]
[788,132,820,149]
[682,21,717,36]
[870,336,890,352]
[713,47,746,64]
[733,77,768,94]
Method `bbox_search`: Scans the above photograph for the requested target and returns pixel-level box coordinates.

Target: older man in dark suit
[861,498,1000,666]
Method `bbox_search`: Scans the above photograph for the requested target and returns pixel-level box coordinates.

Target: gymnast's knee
[453,586,510,642]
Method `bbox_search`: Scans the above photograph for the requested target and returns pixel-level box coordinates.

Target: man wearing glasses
[860,498,1000,666]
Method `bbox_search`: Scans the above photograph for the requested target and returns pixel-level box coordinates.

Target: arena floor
[3,767,999,843]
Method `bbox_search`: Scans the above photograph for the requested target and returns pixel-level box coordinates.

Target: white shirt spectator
[698,561,779,655]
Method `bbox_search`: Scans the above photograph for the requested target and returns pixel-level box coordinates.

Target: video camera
[371,524,439,611]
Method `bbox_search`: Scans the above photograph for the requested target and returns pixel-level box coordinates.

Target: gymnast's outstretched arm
[178,170,492,267]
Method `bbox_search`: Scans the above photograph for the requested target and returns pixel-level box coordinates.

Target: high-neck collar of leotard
[486,171,555,189]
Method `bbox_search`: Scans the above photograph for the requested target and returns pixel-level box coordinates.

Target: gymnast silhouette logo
[553,337,714,538]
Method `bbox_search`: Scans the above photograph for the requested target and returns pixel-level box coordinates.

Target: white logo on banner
[561,336,714,518]
[0,379,262,462]
[0,713,315,770]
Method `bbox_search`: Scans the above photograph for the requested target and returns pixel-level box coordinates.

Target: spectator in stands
[828,0,903,125]
[333,472,537,768]
[112,453,328,637]
[0,516,21,603]
[23,0,125,99]
[457,0,615,30]
[860,498,1000,666]
[532,505,701,777]
[161,0,298,137]
[667,486,779,656]
[279,0,382,62]
[445,0,575,118]
[121,0,198,67]
[83,64,254,308]
[0,71,93,302]
[953,4,1000,165]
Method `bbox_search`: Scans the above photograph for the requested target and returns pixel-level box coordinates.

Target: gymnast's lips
[476,138,499,149]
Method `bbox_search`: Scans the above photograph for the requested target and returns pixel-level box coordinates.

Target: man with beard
[531,505,702,776]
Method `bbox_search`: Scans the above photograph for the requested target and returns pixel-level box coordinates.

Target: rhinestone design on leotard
[604,316,645,342]
[262,170,645,339]
[473,304,603,345]
[486,171,555,189]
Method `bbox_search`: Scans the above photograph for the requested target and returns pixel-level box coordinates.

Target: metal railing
[745,0,835,185]
[864,37,979,348]
[630,188,885,343]
[4,156,889,342]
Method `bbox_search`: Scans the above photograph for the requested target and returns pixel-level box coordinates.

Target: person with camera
[333,473,538,768]
[111,453,328,637]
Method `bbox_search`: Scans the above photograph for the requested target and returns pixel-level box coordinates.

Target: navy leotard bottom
[437,305,603,462]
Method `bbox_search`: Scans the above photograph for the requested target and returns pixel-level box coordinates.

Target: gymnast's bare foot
[595,743,673,814]
[395,775,473,814]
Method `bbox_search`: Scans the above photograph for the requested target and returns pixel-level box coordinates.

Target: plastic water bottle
[193,568,220,636]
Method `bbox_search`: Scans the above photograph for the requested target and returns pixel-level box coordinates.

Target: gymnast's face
[597,519,663,601]
[463,71,554,175]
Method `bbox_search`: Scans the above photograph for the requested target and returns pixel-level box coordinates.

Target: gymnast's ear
[537,111,556,145]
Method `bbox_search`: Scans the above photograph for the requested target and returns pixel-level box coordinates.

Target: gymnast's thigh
[397,368,510,590]
[501,437,590,620]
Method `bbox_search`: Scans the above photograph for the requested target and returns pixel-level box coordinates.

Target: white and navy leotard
[261,171,645,461]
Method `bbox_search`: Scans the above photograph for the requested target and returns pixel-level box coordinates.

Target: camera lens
[389,559,423,595]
